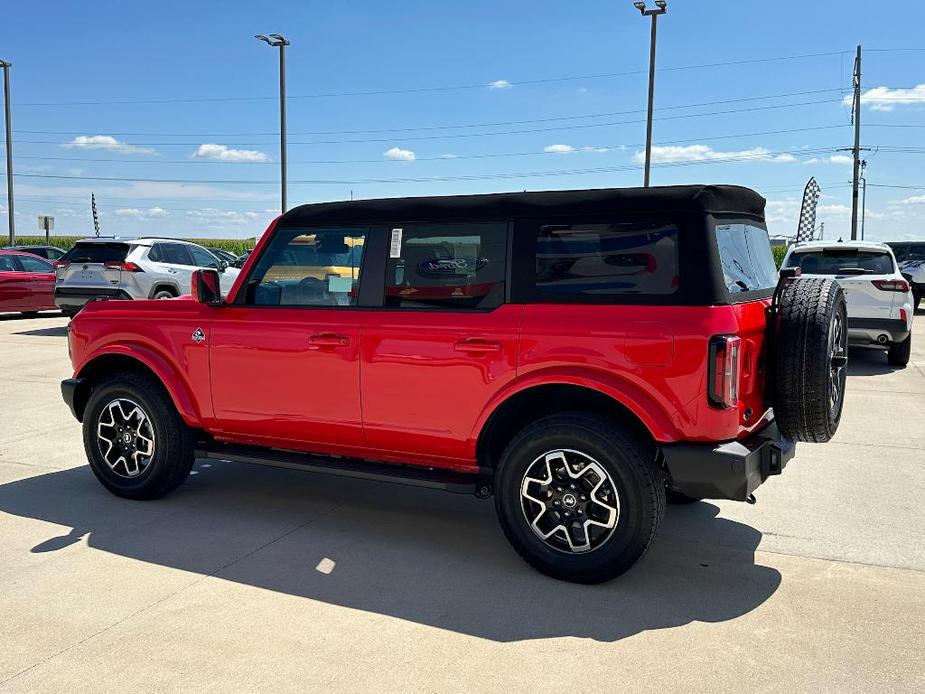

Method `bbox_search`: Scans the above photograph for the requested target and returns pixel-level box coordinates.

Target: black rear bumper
[846,317,909,344]
[661,422,795,501]
[54,287,131,311]
[61,378,89,422]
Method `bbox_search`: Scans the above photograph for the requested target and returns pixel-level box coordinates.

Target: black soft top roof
[279,184,766,226]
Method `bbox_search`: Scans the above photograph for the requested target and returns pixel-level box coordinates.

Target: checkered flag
[795,177,821,243]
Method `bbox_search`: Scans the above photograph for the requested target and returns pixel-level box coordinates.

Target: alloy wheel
[96,398,156,478]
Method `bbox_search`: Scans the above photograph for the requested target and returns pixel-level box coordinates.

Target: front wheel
[82,371,195,499]
[494,413,665,584]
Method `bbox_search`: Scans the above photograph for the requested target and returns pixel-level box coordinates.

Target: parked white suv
[55,237,239,316]
[886,241,925,310]
[782,240,914,367]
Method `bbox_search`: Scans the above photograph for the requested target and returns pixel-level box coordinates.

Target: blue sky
[1,0,923,240]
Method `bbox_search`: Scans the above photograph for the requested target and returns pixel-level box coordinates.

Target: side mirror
[191,269,222,305]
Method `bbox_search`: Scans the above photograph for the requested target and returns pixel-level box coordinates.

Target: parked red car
[0,250,58,316]
[61,186,847,582]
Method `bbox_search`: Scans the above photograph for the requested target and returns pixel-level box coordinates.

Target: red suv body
[61,186,846,582]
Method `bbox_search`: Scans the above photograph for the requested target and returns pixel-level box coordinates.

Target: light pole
[0,60,14,245]
[633,1,667,188]
[255,33,290,214]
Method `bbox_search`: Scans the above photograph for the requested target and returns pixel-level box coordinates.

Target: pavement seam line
[0,499,348,687]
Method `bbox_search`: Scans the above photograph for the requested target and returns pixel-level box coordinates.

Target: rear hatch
[784,247,897,319]
[57,242,132,292]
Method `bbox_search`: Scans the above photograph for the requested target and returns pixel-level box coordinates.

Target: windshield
[785,249,894,275]
[714,222,778,293]
[61,242,130,264]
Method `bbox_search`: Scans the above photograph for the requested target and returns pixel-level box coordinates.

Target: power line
[8,98,848,148]
[13,51,851,107]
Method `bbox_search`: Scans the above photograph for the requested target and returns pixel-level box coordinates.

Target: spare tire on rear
[772,277,848,443]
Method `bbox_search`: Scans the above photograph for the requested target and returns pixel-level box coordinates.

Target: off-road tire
[773,277,848,443]
[888,334,911,368]
[82,371,195,499]
[494,412,665,584]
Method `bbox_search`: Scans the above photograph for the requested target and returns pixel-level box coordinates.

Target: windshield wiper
[836,267,868,275]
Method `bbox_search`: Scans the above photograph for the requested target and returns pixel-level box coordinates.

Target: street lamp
[255,33,290,214]
[0,59,14,244]
[633,1,667,188]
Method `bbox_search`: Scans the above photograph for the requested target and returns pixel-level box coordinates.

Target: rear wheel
[152,287,177,300]
[773,277,848,443]
[494,413,665,584]
[888,334,911,368]
[82,371,195,499]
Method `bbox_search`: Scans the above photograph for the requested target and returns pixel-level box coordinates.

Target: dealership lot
[0,313,923,692]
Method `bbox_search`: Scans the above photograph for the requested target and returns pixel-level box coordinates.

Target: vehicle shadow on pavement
[0,462,781,643]
[846,345,896,376]
[12,326,69,337]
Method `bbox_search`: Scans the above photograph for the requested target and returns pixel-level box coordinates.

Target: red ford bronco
[61,185,847,583]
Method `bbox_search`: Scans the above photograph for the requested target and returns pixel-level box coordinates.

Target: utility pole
[1,59,14,245]
[850,44,862,240]
[633,1,667,187]
[255,34,290,214]
[859,159,868,240]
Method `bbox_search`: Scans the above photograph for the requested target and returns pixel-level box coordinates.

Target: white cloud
[899,194,925,205]
[828,154,853,165]
[773,153,797,163]
[636,144,775,164]
[544,144,610,154]
[63,135,155,155]
[488,79,512,90]
[817,204,852,215]
[186,208,266,225]
[846,84,925,111]
[383,146,416,162]
[193,143,269,163]
[114,206,168,219]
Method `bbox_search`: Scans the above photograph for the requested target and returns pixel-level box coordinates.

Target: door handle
[454,339,502,354]
[308,333,351,348]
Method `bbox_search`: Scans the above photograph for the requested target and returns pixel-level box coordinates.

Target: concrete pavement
[0,311,922,693]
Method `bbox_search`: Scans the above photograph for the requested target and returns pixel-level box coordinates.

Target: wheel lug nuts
[553,500,560,507]
[569,483,576,490]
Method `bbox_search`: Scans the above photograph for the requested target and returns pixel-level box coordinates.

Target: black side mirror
[192,269,222,305]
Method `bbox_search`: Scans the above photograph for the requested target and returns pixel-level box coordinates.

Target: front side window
[248,227,366,307]
[715,222,778,293]
[385,223,507,310]
[535,222,679,298]
[188,245,220,269]
[785,248,895,275]
[17,255,53,272]
[0,256,15,271]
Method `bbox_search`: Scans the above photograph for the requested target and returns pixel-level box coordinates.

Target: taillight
[708,335,742,409]
[104,261,143,272]
[871,279,909,292]
[53,261,69,268]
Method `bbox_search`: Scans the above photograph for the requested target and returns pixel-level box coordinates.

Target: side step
[195,443,490,496]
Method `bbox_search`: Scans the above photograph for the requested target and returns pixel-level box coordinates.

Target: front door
[360,221,520,464]
[209,226,369,452]
[15,254,57,310]
[0,255,30,311]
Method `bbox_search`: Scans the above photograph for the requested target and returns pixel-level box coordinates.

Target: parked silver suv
[55,237,240,316]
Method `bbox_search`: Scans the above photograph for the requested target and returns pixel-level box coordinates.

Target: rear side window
[0,256,15,271]
[385,223,507,310]
[785,249,895,275]
[17,255,53,272]
[534,222,679,298]
[61,242,129,264]
[715,222,778,293]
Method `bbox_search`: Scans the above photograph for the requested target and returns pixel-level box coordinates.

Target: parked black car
[2,245,67,261]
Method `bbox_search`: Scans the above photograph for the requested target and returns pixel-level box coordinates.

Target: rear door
[57,242,129,292]
[360,221,520,463]
[14,254,57,310]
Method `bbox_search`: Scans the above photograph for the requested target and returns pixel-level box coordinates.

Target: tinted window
[17,255,53,272]
[160,243,193,265]
[61,242,129,264]
[0,256,15,271]
[535,222,678,298]
[785,249,894,275]
[385,223,507,310]
[189,245,220,268]
[248,227,366,307]
[715,222,778,293]
[889,243,925,263]
[45,248,65,260]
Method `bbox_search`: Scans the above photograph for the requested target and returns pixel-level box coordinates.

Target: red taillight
[104,261,143,272]
[53,261,69,268]
[708,335,742,409]
[872,279,909,292]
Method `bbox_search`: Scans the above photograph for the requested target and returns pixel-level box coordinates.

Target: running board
[195,443,489,496]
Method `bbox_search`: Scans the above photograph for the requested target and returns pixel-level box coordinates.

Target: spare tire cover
[772,277,848,443]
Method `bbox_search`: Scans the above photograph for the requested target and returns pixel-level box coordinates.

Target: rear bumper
[54,287,132,311]
[61,377,88,421]
[847,317,909,345]
[661,421,795,501]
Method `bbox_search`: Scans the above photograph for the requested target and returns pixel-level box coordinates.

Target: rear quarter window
[533,222,679,299]
[715,222,778,293]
